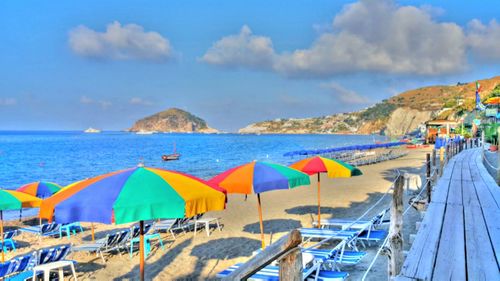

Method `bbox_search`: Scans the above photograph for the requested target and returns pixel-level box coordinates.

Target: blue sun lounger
[0,245,75,281]
[1,231,18,253]
[216,263,348,281]
[153,219,178,238]
[1,253,36,281]
[72,229,129,262]
[302,238,366,270]
[19,223,61,238]
[313,208,389,230]
[298,228,359,241]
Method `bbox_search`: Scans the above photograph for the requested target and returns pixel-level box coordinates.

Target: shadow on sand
[174,237,261,280]
[243,219,302,234]
[113,238,193,280]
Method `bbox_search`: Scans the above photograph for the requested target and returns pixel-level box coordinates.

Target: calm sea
[0,131,386,220]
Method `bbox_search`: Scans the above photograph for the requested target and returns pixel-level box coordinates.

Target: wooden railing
[222,230,303,281]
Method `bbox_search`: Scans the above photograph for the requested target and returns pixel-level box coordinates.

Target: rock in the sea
[129,108,218,133]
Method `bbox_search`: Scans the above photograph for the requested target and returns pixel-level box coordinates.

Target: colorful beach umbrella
[0,190,41,262]
[484,97,500,105]
[290,156,362,227]
[17,181,61,198]
[40,166,226,281]
[209,161,310,248]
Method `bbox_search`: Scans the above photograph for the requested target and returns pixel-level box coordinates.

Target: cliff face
[239,76,500,136]
[129,108,218,133]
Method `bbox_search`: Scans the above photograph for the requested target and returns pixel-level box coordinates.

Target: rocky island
[129,108,218,133]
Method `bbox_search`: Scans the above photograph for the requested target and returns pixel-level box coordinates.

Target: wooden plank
[471,168,500,267]
[447,179,463,205]
[432,204,466,280]
[479,205,500,267]
[462,177,481,207]
[431,178,451,204]
[400,203,446,280]
[473,152,500,208]
[440,159,455,181]
[464,205,499,280]
[461,151,473,182]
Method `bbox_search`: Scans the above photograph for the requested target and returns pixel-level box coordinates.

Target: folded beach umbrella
[209,161,310,249]
[290,156,362,228]
[40,166,226,281]
[0,190,41,262]
[484,97,500,105]
[16,181,61,198]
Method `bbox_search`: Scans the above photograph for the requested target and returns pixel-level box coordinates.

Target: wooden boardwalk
[397,148,500,281]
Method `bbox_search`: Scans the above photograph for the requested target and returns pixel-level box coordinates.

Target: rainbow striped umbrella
[17,181,61,198]
[40,166,226,281]
[0,190,41,261]
[209,161,310,248]
[290,156,362,227]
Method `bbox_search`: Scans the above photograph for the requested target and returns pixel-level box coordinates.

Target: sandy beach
[4,148,430,280]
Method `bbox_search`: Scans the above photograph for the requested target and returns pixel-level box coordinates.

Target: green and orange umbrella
[290,156,362,227]
[0,190,41,262]
[17,181,61,198]
[209,161,310,248]
[40,166,226,281]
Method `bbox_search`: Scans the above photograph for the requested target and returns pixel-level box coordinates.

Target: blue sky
[0,0,499,131]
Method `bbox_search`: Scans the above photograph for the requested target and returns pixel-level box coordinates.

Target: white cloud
[69,21,173,61]
[99,100,112,109]
[200,25,276,69]
[277,0,466,76]
[202,0,471,77]
[467,19,500,60]
[80,95,93,104]
[0,98,16,106]
[129,97,152,106]
[321,82,371,104]
[79,96,111,109]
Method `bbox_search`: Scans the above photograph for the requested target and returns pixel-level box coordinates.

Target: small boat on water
[84,127,101,133]
[162,153,180,161]
[162,142,180,161]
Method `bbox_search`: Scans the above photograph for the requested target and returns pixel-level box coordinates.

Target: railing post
[481,131,485,161]
[439,147,444,176]
[426,153,431,203]
[387,174,404,279]
[497,127,500,185]
[279,248,302,281]
[223,230,302,280]
[432,149,436,167]
[445,144,450,163]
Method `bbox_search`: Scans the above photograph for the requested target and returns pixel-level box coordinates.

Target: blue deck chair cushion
[5,270,34,281]
[307,270,349,281]
[358,230,387,241]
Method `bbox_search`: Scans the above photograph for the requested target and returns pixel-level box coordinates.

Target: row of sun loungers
[217,209,390,280]
[349,150,408,166]
[19,222,84,239]
[0,244,73,280]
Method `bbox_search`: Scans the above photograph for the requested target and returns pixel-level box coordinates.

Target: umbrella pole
[1,211,4,262]
[91,223,95,242]
[257,193,265,249]
[139,220,145,281]
[317,173,321,228]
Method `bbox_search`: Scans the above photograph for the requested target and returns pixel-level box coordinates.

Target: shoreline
[3,147,430,280]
